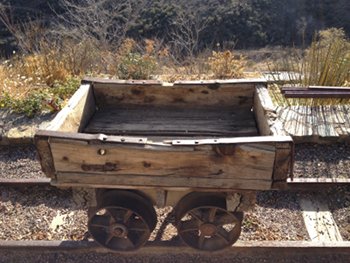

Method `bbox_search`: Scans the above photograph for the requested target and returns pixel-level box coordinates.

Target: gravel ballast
[0,185,309,242]
[0,145,44,179]
[294,143,350,179]
[0,186,87,241]
[324,186,350,240]
[241,191,308,241]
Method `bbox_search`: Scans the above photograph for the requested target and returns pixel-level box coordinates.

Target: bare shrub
[54,0,145,50]
[208,51,246,79]
[169,11,208,65]
[0,4,47,53]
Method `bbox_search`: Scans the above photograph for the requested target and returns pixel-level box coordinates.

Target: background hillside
[1,0,349,56]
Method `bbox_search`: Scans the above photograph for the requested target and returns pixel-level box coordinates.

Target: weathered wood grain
[92,82,255,108]
[254,85,288,136]
[84,105,258,137]
[254,86,272,135]
[46,84,95,132]
[34,136,56,178]
[272,142,293,181]
[55,172,272,190]
[276,105,350,142]
[50,140,276,182]
[299,197,343,242]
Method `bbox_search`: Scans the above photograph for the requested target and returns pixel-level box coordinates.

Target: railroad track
[0,240,349,256]
[1,177,349,190]
[0,177,349,261]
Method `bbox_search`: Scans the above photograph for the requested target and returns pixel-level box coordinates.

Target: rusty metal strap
[36,130,147,145]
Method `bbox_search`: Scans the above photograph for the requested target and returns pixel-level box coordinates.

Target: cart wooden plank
[93,82,255,108]
[55,172,273,190]
[46,84,95,132]
[50,140,276,181]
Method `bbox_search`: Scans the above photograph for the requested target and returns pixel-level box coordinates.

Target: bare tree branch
[169,10,208,62]
[53,0,145,49]
[0,4,47,53]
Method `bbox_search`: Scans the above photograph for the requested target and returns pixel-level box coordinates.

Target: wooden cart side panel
[92,82,256,109]
[50,141,276,180]
[48,138,277,190]
[46,84,96,132]
[34,135,56,179]
[54,172,272,190]
[254,85,288,136]
[254,85,272,135]
[272,142,294,182]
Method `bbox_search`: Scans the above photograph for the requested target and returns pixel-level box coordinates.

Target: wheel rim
[177,206,241,251]
[175,192,242,251]
[88,190,156,251]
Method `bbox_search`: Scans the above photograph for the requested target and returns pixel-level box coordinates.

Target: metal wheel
[88,190,157,251]
[175,192,242,251]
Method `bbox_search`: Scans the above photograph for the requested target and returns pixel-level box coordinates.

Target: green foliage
[51,77,80,99]
[129,0,178,40]
[117,52,157,79]
[116,39,158,80]
[0,77,80,117]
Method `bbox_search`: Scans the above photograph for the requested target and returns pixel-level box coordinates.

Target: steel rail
[0,178,51,187]
[0,240,349,255]
[0,177,349,190]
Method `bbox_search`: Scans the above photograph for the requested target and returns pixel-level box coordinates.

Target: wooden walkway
[276,105,350,142]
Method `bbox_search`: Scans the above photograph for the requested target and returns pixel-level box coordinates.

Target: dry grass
[267,28,350,107]
[268,28,350,87]
[208,50,246,79]
[0,60,33,99]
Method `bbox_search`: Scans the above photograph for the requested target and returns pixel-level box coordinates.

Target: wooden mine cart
[35,78,293,252]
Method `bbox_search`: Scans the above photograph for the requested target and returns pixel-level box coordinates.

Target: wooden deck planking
[84,105,258,137]
[276,105,350,141]
[342,105,350,135]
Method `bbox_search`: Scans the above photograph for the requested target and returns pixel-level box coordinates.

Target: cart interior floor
[83,105,258,137]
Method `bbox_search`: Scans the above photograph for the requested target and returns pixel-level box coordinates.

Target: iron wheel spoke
[216,213,237,226]
[128,218,149,233]
[89,215,110,229]
[198,233,205,249]
[189,211,204,223]
[208,207,217,223]
[123,210,133,224]
[124,237,135,249]
[215,227,230,244]
[179,219,200,234]
[105,233,115,245]
[106,208,123,223]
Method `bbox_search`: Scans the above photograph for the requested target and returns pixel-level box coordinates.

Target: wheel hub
[110,223,128,238]
[199,223,217,236]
